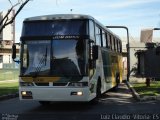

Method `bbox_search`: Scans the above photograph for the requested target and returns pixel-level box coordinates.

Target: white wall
[3,54,12,64]
[0,63,2,68]
[0,10,15,41]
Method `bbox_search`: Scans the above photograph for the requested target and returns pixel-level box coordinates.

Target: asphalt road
[0,83,160,120]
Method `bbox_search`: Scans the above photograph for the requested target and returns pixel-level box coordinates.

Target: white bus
[12,14,123,104]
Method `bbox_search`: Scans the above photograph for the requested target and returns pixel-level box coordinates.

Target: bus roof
[24,14,94,21]
[24,14,121,40]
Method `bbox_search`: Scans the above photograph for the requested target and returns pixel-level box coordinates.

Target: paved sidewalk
[99,82,135,103]
[0,79,18,83]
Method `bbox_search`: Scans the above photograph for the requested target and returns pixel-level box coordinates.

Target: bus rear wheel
[115,73,120,88]
[112,73,120,91]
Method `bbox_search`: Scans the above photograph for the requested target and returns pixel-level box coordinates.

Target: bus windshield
[21,39,87,77]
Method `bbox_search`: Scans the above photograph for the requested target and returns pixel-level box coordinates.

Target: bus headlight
[71,91,83,96]
[21,91,33,99]
[22,91,27,95]
[77,91,83,96]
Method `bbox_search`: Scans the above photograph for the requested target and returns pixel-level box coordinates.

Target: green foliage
[0,82,18,96]
[133,81,160,97]
[0,69,19,96]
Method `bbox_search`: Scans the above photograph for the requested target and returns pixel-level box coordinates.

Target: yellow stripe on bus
[21,77,61,83]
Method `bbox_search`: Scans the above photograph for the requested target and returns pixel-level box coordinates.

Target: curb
[125,80,141,101]
[0,92,19,101]
[140,95,160,101]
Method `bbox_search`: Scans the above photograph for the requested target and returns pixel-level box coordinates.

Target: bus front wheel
[39,101,51,105]
[96,79,102,98]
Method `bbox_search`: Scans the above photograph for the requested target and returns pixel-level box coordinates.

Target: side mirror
[12,44,16,60]
[92,45,98,60]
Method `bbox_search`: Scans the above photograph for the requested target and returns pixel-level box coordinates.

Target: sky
[0,0,160,42]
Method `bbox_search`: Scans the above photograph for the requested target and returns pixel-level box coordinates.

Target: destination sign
[52,35,80,39]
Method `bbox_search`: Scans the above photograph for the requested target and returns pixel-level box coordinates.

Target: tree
[0,0,31,33]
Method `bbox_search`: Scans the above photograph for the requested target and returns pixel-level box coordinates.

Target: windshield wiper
[32,46,48,77]
[44,47,47,65]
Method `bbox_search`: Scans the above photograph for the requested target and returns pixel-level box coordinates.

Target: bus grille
[35,83,49,86]
[34,82,68,86]
[53,83,68,86]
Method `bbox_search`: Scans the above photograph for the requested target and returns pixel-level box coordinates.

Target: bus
[12,14,123,104]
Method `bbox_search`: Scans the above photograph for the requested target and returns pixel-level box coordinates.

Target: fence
[0,69,19,81]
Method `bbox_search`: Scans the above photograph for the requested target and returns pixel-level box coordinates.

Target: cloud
[108,0,160,9]
[0,0,6,3]
[0,0,10,10]
[10,0,160,39]
[55,0,160,10]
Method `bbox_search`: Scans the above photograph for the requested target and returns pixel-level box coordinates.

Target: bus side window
[102,30,106,47]
[107,33,110,49]
[119,41,122,53]
[118,40,122,53]
[114,38,117,52]
[95,25,102,46]
[106,33,108,48]
[112,37,115,51]
[89,20,95,41]
[117,39,119,52]
[109,35,112,50]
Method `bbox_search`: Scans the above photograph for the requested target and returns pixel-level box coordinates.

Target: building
[121,36,160,78]
[0,10,17,69]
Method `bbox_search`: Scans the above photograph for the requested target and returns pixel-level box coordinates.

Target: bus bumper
[19,87,95,102]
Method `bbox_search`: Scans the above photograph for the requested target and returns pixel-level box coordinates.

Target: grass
[0,69,19,81]
[0,69,19,96]
[132,81,160,97]
[0,82,18,96]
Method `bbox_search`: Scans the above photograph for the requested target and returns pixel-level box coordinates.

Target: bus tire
[111,73,120,91]
[115,73,120,88]
[90,79,101,104]
[96,78,102,99]
[113,73,120,91]
[39,101,51,105]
